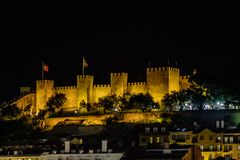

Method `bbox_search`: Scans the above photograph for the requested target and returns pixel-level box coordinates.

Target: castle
[13,66,190,114]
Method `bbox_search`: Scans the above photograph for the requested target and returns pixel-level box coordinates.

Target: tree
[46,93,67,114]
[162,92,178,112]
[98,94,119,113]
[128,93,157,111]
[1,104,21,120]
[118,92,131,112]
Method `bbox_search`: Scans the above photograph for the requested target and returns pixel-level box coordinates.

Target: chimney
[65,140,70,153]
[101,140,107,152]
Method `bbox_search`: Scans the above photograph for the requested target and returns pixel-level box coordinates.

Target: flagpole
[82,57,84,76]
[42,61,44,80]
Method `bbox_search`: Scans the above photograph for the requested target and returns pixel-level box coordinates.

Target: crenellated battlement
[54,86,77,90]
[36,80,54,84]
[147,67,179,72]
[93,84,111,88]
[32,64,189,113]
[128,82,146,86]
[110,72,128,76]
[77,75,94,79]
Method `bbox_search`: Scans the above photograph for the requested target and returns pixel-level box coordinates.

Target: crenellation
[77,75,93,79]
[26,64,191,114]
[128,82,146,86]
[54,86,77,90]
[93,84,111,88]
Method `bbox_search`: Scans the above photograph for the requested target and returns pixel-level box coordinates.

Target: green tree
[98,94,119,113]
[128,93,156,112]
[118,92,131,112]
[1,104,21,120]
[46,93,67,114]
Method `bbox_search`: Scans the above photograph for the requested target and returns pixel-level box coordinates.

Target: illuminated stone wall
[54,86,77,111]
[30,66,190,113]
[36,80,54,114]
[110,72,128,96]
[127,82,147,94]
[92,84,111,103]
[146,67,180,103]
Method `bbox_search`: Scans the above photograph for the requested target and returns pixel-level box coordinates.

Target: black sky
[0,1,240,101]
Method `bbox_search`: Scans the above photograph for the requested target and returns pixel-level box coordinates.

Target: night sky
[0,1,240,102]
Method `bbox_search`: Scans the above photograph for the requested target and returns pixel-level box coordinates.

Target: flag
[83,57,88,68]
[42,62,49,72]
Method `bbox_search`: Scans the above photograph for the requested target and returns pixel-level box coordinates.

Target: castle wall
[110,73,128,96]
[168,67,180,92]
[36,80,54,114]
[147,67,180,103]
[92,84,111,103]
[77,75,94,105]
[31,66,189,114]
[15,93,36,115]
[127,82,147,94]
[54,86,77,111]
[147,67,168,102]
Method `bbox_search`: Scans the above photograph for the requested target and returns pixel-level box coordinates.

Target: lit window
[156,137,160,143]
[172,135,176,140]
[217,145,221,151]
[200,145,204,151]
[229,137,233,143]
[149,137,153,144]
[145,127,150,133]
[209,145,213,151]
[224,137,228,143]
[153,127,158,133]
[237,145,240,150]
[186,135,190,140]
[79,138,83,144]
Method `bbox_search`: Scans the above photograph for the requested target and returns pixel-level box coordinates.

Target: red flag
[43,64,49,72]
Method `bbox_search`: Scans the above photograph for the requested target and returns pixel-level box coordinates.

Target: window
[217,145,221,151]
[217,136,221,141]
[149,137,153,144]
[200,136,204,140]
[145,127,150,133]
[209,145,213,151]
[153,127,158,133]
[229,137,233,143]
[172,135,176,140]
[156,137,160,143]
[180,135,185,140]
[200,145,204,151]
[141,137,147,143]
[161,127,166,133]
[224,137,228,143]
[186,135,190,140]
[209,135,213,140]
[237,145,240,150]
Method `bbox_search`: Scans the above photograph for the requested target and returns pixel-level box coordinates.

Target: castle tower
[147,67,179,103]
[77,75,94,105]
[110,72,128,96]
[36,80,54,114]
